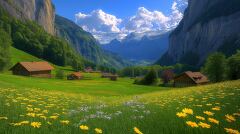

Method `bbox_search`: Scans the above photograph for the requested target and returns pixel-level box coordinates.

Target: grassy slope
[0,73,239,134]
[9,47,74,75]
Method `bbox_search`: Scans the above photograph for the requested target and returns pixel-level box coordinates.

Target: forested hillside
[0,7,84,69]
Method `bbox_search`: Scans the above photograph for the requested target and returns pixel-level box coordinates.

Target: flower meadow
[0,80,240,134]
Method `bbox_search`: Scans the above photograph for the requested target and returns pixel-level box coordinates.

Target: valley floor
[0,73,240,134]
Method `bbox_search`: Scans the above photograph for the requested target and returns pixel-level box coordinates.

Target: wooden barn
[10,62,54,78]
[174,71,209,87]
[67,72,83,80]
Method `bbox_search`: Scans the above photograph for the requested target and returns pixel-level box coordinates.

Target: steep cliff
[158,0,240,66]
[0,0,55,34]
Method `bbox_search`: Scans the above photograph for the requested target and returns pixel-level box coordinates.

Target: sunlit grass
[0,73,239,134]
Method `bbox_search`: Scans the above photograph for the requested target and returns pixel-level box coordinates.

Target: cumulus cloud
[75,0,188,44]
[122,7,170,33]
[75,9,122,33]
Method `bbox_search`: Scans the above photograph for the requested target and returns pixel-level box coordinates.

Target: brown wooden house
[10,62,54,78]
[67,72,83,80]
[174,71,209,87]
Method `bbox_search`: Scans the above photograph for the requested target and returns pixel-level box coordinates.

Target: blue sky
[52,0,174,21]
[52,0,187,44]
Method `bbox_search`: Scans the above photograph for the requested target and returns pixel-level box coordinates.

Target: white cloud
[122,7,170,33]
[75,9,122,33]
[75,0,188,44]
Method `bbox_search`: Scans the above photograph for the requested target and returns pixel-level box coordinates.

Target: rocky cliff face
[0,0,55,34]
[158,0,240,66]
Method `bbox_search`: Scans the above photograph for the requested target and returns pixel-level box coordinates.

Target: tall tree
[202,52,227,82]
[0,29,11,71]
[227,51,240,80]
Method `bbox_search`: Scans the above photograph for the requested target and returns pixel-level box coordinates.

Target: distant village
[10,61,210,87]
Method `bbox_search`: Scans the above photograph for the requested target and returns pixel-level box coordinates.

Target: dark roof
[11,62,54,72]
[70,72,83,77]
[175,71,209,84]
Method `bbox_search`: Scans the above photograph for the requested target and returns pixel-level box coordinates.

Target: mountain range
[102,32,169,65]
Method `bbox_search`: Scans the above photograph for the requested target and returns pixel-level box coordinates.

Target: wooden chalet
[67,72,83,80]
[174,71,209,87]
[10,62,54,78]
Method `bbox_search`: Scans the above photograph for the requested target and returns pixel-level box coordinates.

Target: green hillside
[10,47,42,65]
[8,47,74,75]
[0,73,239,133]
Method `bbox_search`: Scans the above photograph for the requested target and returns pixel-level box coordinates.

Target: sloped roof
[11,62,54,72]
[175,71,209,84]
[70,72,83,77]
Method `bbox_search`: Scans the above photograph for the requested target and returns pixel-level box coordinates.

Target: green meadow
[0,73,240,134]
[0,48,239,134]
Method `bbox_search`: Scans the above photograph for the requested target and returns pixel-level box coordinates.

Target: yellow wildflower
[49,116,58,120]
[134,127,143,134]
[198,122,211,128]
[0,117,8,120]
[196,116,205,121]
[60,120,70,125]
[26,107,34,112]
[31,122,41,128]
[10,123,22,126]
[186,121,198,128]
[176,112,187,118]
[224,128,240,134]
[79,125,89,131]
[182,108,193,115]
[225,114,236,122]
[40,116,47,120]
[20,121,29,125]
[203,111,214,116]
[42,110,48,114]
[212,107,221,111]
[95,128,103,134]
[208,118,219,125]
[26,113,36,117]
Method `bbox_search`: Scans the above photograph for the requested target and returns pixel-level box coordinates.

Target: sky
[52,0,188,44]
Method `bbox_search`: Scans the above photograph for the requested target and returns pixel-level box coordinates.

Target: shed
[67,72,83,80]
[10,62,54,78]
[174,71,209,87]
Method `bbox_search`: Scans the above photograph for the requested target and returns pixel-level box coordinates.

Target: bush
[135,69,158,85]
[55,70,65,79]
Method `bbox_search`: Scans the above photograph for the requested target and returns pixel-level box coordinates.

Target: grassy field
[0,73,240,134]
